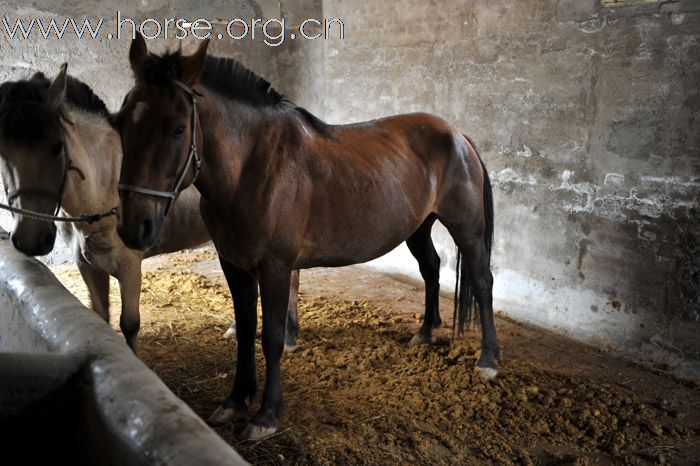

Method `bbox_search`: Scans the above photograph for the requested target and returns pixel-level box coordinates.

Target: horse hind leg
[284,270,301,352]
[462,242,499,380]
[406,214,442,346]
[438,170,500,378]
[223,320,237,338]
[442,215,500,380]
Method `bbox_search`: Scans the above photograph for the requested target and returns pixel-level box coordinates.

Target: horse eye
[51,142,63,156]
[174,125,186,137]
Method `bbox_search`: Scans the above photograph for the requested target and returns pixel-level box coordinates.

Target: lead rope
[0,202,117,224]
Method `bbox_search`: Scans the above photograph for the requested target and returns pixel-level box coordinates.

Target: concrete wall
[308,0,700,377]
[0,228,247,465]
[0,1,697,377]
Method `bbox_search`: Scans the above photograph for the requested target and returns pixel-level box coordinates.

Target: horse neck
[60,109,120,217]
[194,92,265,205]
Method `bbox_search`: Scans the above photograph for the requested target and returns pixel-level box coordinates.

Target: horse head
[0,64,71,256]
[111,33,209,251]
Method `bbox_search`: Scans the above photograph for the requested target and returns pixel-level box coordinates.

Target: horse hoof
[242,423,277,441]
[208,405,246,426]
[408,333,433,347]
[474,365,498,381]
[126,339,139,356]
[284,342,298,353]
[223,322,236,339]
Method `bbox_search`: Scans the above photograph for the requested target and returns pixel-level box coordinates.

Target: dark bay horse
[113,35,498,440]
[0,65,301,352]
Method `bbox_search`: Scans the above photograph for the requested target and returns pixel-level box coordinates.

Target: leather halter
[117,79,202,216]
[0,144,117,224]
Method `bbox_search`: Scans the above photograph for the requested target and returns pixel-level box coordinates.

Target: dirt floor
[53,248,700,465]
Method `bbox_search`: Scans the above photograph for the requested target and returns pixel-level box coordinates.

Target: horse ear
[30,71,47,82]
[47,63,68,109]
[129,31,148,74]
[180,39,209,86]
[48,63,74,124]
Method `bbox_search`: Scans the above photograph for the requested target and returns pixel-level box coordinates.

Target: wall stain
[576,237,590,283]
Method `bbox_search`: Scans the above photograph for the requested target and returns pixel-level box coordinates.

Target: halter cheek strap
[117,79,202,216]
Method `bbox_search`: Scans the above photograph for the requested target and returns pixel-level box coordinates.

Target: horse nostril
[11,234,22,251]
[140,219,153,242]
[42,232,54,250]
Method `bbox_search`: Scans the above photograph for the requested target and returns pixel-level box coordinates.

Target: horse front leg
[209,257,259,426]
[77,260,110,322]
[223,270,301,355]
[242,263,291,440]
[115,259,143,354]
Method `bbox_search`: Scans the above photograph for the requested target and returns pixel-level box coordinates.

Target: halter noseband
[0,143,117,224]
[117,79,202,216]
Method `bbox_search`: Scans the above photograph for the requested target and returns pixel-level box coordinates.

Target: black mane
[65,76,108,116]
[136,52,332,138]
[0,73,107,144]
[201,56,285,107]
[0,78,61,145]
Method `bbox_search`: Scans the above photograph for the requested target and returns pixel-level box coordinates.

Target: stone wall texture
[312,0,700,377]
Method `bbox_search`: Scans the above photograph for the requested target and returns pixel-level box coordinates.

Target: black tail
[472,136,494,266]
[452,136,494,336]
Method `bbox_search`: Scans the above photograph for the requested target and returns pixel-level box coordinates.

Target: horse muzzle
[117,211,164,251]
[10,221,57,256]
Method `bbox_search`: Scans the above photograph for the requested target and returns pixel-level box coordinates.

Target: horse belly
[295,172,436,268]
[294,214,422,269]
[295,239,406,269]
